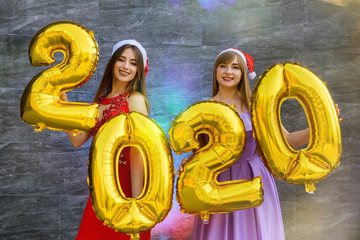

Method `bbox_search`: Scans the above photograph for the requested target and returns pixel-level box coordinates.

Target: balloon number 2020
[22,22,341,237]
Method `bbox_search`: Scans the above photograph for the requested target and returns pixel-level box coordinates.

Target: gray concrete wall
[1,0,359,239]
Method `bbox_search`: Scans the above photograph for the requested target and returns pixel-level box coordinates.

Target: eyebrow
[119,56,137,62]
[221,62,239,66]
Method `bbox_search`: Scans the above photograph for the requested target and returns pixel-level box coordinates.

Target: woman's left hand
[60,92,68,102]
[335,104,342,122]
[177,157,189,177]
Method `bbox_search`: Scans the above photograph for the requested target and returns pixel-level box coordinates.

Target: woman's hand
[60,92,68,102]
[177,157,189,177]
[335,103,342,122]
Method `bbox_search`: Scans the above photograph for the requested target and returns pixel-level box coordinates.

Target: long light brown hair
[94,44,149,111]
[212,51,251,110]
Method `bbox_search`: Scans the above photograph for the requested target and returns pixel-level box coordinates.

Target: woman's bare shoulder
[128,91,145,98]
[128,91,147,115]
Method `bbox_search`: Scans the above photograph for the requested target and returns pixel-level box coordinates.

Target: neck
[215,86,240,104]
[109,81,127,97]
[213,86,248,113]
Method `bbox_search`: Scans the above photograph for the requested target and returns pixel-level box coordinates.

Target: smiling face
[113,47,138,84]
[216,56,242,89]
[212,51,251,109]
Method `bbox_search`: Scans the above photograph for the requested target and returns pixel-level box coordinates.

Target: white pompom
[248,71,256,80]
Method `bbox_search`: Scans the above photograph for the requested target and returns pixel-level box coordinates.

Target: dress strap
[240,111,253,132]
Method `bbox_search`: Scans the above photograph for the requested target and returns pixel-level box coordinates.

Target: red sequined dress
[76,92,151,240]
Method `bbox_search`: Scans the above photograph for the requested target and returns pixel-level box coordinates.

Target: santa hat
[216,48,256,80]
[112,39,149,77]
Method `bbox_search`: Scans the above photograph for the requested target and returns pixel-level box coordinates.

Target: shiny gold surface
[89,112,174,238]
[251,63,342,192]
[21,21,99,132]
[169,101,263,221]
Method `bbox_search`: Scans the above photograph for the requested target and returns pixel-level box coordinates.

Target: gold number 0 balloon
[251,63,342,192]
[20,21,99,133]
[89,112,174,239]
[169,101,263,222]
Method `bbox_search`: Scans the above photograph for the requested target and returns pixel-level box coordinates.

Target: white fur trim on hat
[217,48,247,67]
[112,39,147,67]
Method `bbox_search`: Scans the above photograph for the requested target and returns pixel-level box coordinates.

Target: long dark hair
[93,44,149,110]
[212,51,251,110]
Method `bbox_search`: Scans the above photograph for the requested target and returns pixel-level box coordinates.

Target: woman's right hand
[61,91,92,147]
[60,92,68,102]
[177,157,189,177]
[335,103,342,122]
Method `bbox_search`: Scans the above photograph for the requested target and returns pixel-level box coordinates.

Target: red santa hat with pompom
[216,48,256,80]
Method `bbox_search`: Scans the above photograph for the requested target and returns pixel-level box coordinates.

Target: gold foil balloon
[20,21,99,133]
[169,101,263,222]
[251,63,342,192]
[89,112,174,239]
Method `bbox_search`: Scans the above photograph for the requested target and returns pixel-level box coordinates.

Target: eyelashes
[117,58,137,66]
[219,64,240,70]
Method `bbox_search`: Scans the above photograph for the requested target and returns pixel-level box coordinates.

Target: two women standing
[63,41,338,239]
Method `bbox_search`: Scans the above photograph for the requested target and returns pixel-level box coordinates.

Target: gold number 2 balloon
[169,101,263,222]
[20,21,99,133]
[251,63,342,192]
[89,112,174,239]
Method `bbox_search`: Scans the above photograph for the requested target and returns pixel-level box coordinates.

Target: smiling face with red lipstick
[113,48,138,84]
[212,51,252,111]
[216,57,242,89]
[93,43,148,107]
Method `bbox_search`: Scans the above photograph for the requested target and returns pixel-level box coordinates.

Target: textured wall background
[1,0,359,239]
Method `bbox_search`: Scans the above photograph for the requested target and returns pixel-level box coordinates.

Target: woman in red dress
[62,40,151,239]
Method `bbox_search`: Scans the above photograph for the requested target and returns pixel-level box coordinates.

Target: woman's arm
[128,92,148,197]
[60,93,92,147]
[130,147,145,198]
[282,104,341,149]
[282,126,310,149]
[66,131,91,148]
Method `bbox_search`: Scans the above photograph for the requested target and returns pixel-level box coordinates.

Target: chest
[97,96,129,123]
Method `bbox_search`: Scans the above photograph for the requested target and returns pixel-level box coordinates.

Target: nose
[122,60,130,69]
[225,66,232,74]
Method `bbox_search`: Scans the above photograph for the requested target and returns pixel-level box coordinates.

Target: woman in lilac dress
[178,48,314,240]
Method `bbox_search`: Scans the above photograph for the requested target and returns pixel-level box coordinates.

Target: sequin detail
[90,92,129,136]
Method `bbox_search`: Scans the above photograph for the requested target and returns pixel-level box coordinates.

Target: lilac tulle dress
[192,111,285,240]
